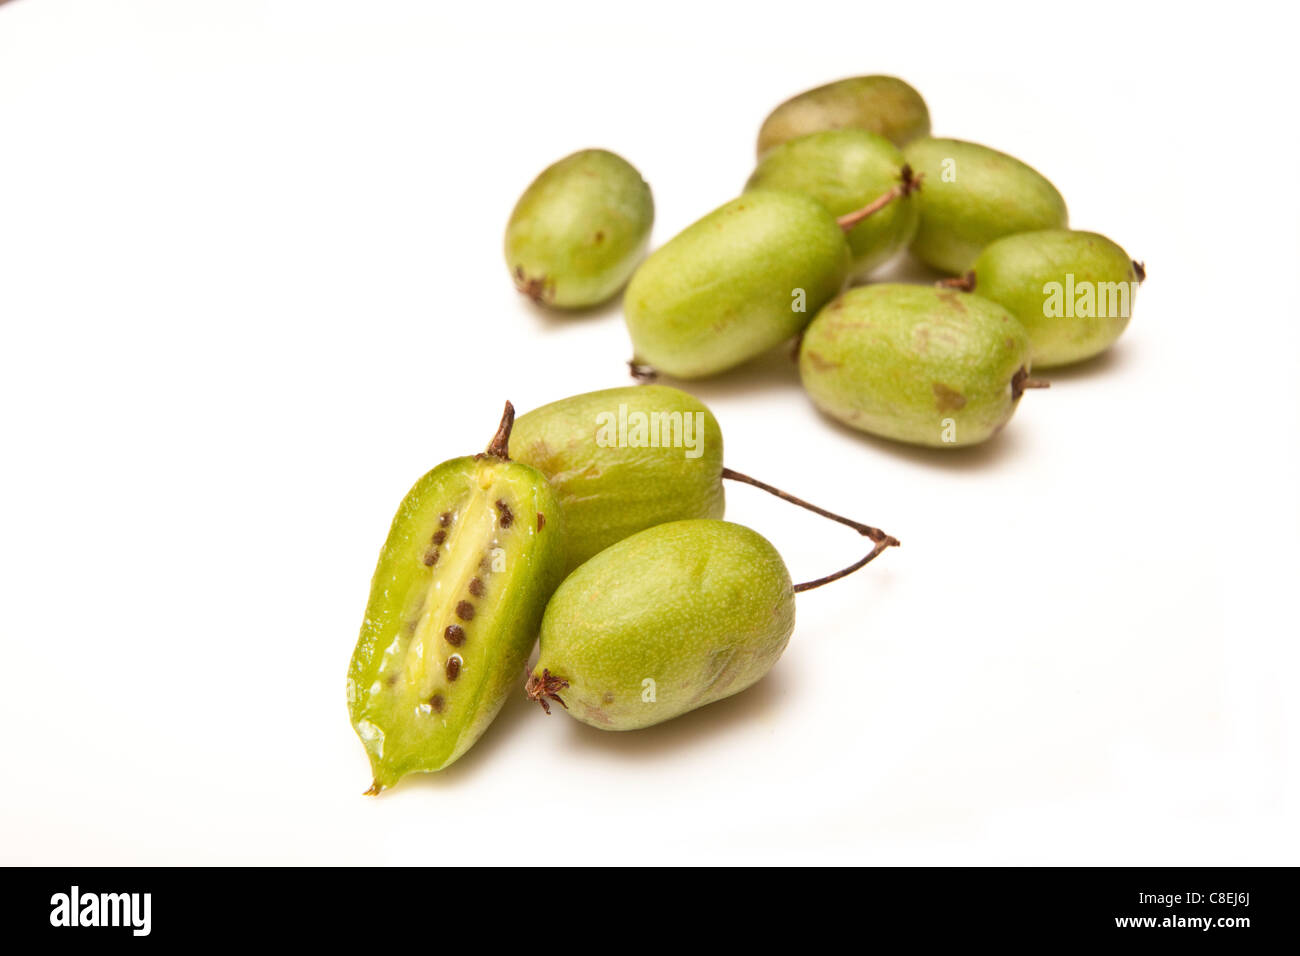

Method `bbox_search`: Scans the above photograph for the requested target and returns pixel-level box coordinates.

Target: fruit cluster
[508,74,1142,447]
[348,76,1141,791]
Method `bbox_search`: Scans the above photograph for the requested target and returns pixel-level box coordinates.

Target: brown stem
[1010,366,1050,401]
[722,467,894,543]
[720,467,900,592]
[525,669,569,714]
[628,360,658,382]
[1133,260,1147,283]
[938,270,977,292]
[836,164,922,232]
[793,536,897,593]
[484,401,515,459]
[363,782,382,797]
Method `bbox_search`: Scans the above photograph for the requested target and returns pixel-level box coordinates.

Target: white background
[1,0,1296,865]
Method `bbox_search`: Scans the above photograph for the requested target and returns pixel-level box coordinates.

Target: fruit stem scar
[627,359,658,382]
[1010,365,1050,401]
[484,401,515,460]
[937,270,977,292]
[525,668,570,714]
[1133,260,1147,283]
[835,164,922,232]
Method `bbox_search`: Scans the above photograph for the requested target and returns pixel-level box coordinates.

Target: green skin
[745,129,919,278]
[504,149,654,309]
[757,75,931,156]
[799,284,1032,448]
[531,520,794,730]
[347,451,564,790]
[970,230,1139,368]
[510,385,725,574]
[623,190,850,378]
[902,137,1069,275]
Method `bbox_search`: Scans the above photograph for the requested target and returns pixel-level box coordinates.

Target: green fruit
[746,129,919,278]
[757,75,930,156]
[799,284,1033,448]
[347,405,565,791]
[623,190,850,378]
[510,385,725,573]
[968,230,1141,368]
[902,137,1068,274]
[527,520,794,730]
[504,149,654,309]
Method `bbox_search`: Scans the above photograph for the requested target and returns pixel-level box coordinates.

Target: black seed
[439,512,452,527]
[537,512,545,531]
[444,624,465,646]
[456,601,475,621]
[469,577,485,597]
[496,499,514,528]
[446,657,461,681]
[432,530,446,546]
[429,694,445,713]
[423,549,439,566]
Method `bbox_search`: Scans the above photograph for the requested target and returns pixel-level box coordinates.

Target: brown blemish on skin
[594,230,605,243]
[455,601,475,621]
[444,624,465,646]
[804,350,841,372]
[385,673,398,687]
[936,290,967,312]
[933,383,967,412]
[445,657,461,681]
[495,499,514,528]
[468,577,485,597]
[581,702,615,726]
[537,512,545,531]
[429,693,445,713]
[602,692,615,705]
[422,549,439,567]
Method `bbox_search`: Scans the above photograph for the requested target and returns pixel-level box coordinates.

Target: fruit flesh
[531,520,794,730]
[757,75,930,156]
[623,190,849,378]
[746,129,918,278]
[347,453,563,789]
[799,284,1032,448]
[902,137,1068,274]
[504,149,654,309]
[510,385,725,573]
[971,230,1139,368]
